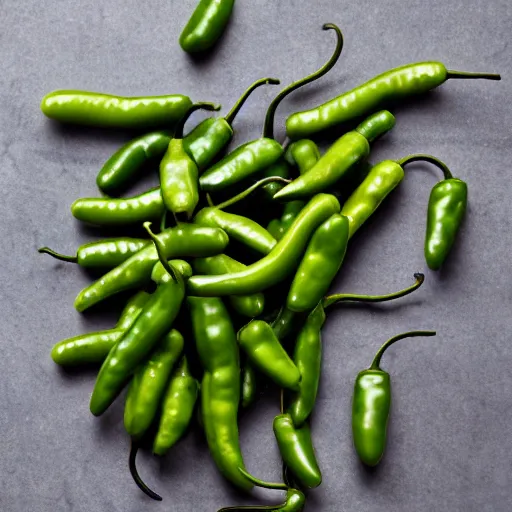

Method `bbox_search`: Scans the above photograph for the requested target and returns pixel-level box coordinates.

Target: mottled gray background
[1,1,511,511]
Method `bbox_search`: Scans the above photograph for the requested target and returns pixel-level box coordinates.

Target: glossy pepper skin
[96,131,172,194]
[188,193,340,297]
[273,413,322,489]
[238,321,301,391]
[188,296,252,491]
[71,187,164,227]
[38,238,149,269]
[194,255,265,318]
[124,330,184,439]
[75,224,228,312]
[286,62,501,139]
[218,488,306,511]
[274,110,396,201]
[179,0,235,53]
[160,103,220,218]
[153,356,199,455]
[41,91,194,129]
[287,214,349,312]
[51,291,149,366]
[241,362,258,408]
[352,330,436,466]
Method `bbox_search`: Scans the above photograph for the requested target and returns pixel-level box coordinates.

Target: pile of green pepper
[38,11,500,512]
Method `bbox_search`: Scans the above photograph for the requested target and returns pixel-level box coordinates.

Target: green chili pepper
[96,131,172,195]
[271,306,302,342]
[273,413,321,489]
[199,24,343,192]
[74,224,228,312]
[188,296,252,491]
[51,291,150,366]
[286,62,501,139]
[274,110,396,201]
[287,213,349,312]
[188,193,340,297]
[218,487,305,512]
[261,160,292,199]
[238,321,300,391]
[38,238,149,269]
[194,255,265,318]
[71,187,164,227]
[241,362,258,409]
[179,0,235,53]
[160,103,220,219]
[89,227,188,416]
[352,330,436,467]
[41,90,195,129]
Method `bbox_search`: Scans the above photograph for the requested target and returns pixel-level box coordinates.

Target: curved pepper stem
[237,467,288,490]
[224,78,280,126]
[143,222,178,282]
[174,102,221,139]
[446,70,501,80]
[129,441,162,501]
[370,330,436,371]
[38,246,77,263]
[323,273,424,309]
[262,23,344,139]
[398,154,453,180]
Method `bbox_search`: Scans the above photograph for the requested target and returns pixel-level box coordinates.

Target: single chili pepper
[286,62,501,139]
[41,90,195,129]
[89,226,188,416]
[274,110,396,201]
[187,193,340,297]
[184,78,280,170]
[194,255,265,318]
[71,186,164,227]
[188,296,252,491]
[199,24,343,192]
[287,213,349,312]
[38,238,149,269]
[153,356,199,455]
[179,0,235,53]
[160,103,220,219]
[74,224,228,312]
[352,330,436,466]
[241,361,258,409]
[273,413,321,489]
[218,487,305,512]
[51,291,150,366]
[238,321,301,391]
[96,131,172,195]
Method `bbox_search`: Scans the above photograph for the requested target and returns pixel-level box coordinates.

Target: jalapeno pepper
[352,330,436,466]
[274,110,396,201]
[41,90,195,129]
[286,62,501,139]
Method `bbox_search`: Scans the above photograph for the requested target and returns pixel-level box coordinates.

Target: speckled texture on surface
[1,1,511,511]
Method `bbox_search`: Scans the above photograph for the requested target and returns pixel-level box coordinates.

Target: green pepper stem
[38,247,77,263]
[129,441,162,501]
[175,102,221,139]
[238,467,288,490]
[398,154,453,180]
[370,330,436,370]
[224,78,280,126]
[143,222,178,282]
[323,273,424,309]
[214,176,291,210]
[262,23,344,139]
[447,70,501,81]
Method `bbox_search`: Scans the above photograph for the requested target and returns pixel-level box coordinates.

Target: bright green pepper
[274,110,396,201]
[287,213,349,312]
[160,103,220,219]
[38,238,149,269]
[238,321,300,391]
[352,330,436,466]
[179,0,235,53]
[188,193,340,297]
[286,62,501,139]
[41,90,194,129]
[188,296,252,491]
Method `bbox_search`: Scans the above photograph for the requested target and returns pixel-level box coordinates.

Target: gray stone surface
[1,1,511,510]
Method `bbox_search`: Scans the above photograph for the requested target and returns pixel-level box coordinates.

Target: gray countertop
[1,1,511,511]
